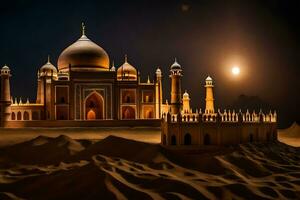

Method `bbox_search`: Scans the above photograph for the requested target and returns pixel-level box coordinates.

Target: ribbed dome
[57,34,109,72]
[117,57,137,81]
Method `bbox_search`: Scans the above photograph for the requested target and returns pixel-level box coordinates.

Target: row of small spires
[164,108,277,116]
[163,109,277,123]
[10,97,30,105]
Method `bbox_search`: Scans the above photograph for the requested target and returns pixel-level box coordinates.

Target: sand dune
[278,122,300,147]
[0,135,299,199]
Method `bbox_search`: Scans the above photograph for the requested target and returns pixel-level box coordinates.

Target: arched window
[17,111,22,120]
[126,95,131,103]
[23,111,29,120]
[204,134,210,145]
[162,134,167,145]
[171,135,176,145]
[249,133,254,143]
[184,133,192,145]
[122,106,135,119]
[267,132,271,141]
[11,112,15,120]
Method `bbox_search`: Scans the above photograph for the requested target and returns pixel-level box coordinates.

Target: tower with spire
[182,90,190,114]
[204,76,215,114]
[0,65,12,125]
[155,67,163,118]
[169,58,183,114]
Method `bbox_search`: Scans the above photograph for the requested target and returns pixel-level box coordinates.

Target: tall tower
[182,90,190,114]
[0,65,12,126]
[155,67,163,118]
[169,58,182,114]
[37,57,57,120]
[204,76,215,114]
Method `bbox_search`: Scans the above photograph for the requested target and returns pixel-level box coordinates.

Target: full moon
[231,66,240,76]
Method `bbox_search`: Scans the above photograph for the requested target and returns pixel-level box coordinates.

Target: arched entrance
[184,133,192,145]
[162,134,167,145]
[249,133,254,143]
[85,92,104,120]
[204,134,210,145]
[171,135,176,145]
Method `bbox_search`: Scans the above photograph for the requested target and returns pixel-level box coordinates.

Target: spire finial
[81,22,86,36]
[147,75,150,84]
[125,54,128,63]
[47,55,50,63]
[112,60,114,67]
[175,57,177,63]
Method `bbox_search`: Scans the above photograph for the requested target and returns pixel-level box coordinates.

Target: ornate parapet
[162,109,277,124]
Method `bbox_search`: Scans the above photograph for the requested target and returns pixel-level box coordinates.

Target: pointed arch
[84,91,104,120]
[249,133,254,143]
[17,111,22,120]
[184,133,192,145]
[122,106,135,119]
[162,134,167,145]
[204,134,210,145]
[23,111,29,120]
[171,135,176,145]
[11,112,15,120]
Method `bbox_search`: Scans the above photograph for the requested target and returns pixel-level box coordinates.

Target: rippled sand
[0,135,299,200]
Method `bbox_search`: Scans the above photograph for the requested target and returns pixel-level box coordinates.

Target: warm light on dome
[231,66,240,76]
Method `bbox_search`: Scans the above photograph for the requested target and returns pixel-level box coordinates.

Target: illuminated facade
[0,25,165,127]
[0,24,278,146]
[161,74,278,146]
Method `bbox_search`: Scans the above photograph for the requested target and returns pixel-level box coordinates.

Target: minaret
[36,69,42,103]
[0,65,12,126]
[169,58,183,114]
[182,90,190,114]
[155,67,163,118]
[38,56,57,120]
[204,76,215,114]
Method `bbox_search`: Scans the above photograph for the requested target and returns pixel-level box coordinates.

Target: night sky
[0,0,299,127]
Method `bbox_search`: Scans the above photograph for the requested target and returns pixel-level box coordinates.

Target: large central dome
[58,33,109,72]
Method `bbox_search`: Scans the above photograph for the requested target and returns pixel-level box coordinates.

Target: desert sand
[278,122,300,147]
[0,127,161,147]
[0,132,299,200]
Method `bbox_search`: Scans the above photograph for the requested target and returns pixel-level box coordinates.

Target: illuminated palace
[0,25,165,126]
[0,24,277,145]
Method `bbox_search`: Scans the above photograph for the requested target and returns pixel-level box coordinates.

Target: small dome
[2,65,9,70]
[57,27,109,72]
[183,90,190,99]
[171,58,181,70]
[156,67,162,76]
[156,67,161,73]
[40,57,57,77]
[117,56,137,81]
[206,76,212,81]
[1,65,10,74]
